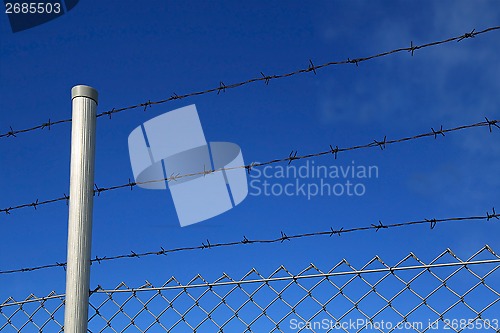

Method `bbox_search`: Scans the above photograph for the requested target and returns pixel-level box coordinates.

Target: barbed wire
[0,208,497,275]
[1,26,498,140]
[1,117,498,215]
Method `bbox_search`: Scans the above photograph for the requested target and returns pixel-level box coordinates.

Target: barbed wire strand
[0,208,497,275]
[1,117,498,215]
[0,26,498,139]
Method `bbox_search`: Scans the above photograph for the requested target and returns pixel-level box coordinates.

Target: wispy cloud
[316,1,500,127]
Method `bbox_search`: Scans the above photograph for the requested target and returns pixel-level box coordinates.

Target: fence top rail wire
[0,26,498,140]
[1,244,497,308]
[1,117,498,215]
[0,209,497,276]
[93,259,500,293]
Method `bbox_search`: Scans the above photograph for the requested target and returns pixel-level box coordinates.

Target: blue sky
[1,0,499,330]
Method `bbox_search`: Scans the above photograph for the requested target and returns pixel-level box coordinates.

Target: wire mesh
[1,245,499,332]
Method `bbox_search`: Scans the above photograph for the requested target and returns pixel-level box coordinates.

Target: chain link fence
[1,245,499,332]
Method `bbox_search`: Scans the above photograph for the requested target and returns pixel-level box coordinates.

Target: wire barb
[329,145,339,159]
[426,218,438,229]
[458,29,476,42]
[55,262,66,271]
[94,184,104,196]
[485,117,500,132]
[347,57,359,66]
[41,119,52,130]
[217,81,227,95]
[143,100,152,111]
[329,227,344,237]
[202,239,212,249]
[373,136,387,150]
[409,41,416,56]
[103,108,115,119]
[260,72,271,85]
[308,59,317,74]
[431,125,445,139]
[202,164,213,176]
[486,207,498,221]
[287,150,298,165]
[7,126,16,137]
[280,231,290,242]
[30,199,39,210]
[245,162,257,174]
[372,220,388,232]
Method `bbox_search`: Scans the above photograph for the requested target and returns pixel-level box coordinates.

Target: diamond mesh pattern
[1,246,499,332]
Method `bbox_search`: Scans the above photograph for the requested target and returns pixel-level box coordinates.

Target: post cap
[72,85,98,104]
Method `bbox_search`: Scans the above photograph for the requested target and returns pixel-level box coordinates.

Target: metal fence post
[64,85,98,333]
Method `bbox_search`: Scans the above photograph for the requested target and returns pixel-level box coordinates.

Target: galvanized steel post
[64,85,98,333]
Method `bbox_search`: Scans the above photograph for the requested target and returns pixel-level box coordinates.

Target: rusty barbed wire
[0,208,497,275]
[0,26,498,140]
[1,117,498,215]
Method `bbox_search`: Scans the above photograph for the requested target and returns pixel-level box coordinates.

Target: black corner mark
[4,0,80,33]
